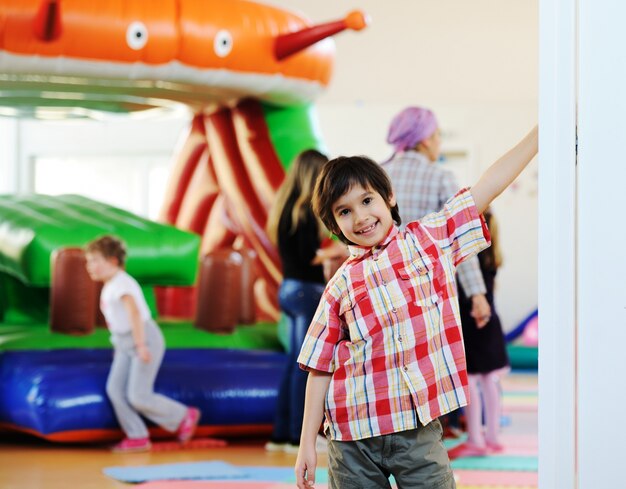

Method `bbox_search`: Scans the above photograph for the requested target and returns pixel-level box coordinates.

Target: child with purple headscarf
[383,106,507,457]
[383,106,491,331]
[386,106,440,160]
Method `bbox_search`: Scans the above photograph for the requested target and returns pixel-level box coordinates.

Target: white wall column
[538,0,577,487]
[577,0,626,486]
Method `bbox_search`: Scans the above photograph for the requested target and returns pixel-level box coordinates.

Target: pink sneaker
[486,440,505,453]
[177,407,201,443]
[449,442,488,458]
[111,437,151,453]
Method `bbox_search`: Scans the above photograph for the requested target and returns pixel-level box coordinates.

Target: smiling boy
[294,127,538,489]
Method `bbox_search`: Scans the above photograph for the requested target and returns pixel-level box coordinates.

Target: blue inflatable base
[0,348,286,440]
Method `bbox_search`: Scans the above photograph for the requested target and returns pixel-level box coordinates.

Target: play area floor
[0,372,538,489]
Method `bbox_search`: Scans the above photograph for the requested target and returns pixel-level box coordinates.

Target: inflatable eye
[214,30,233,58]
[126,21,149,50]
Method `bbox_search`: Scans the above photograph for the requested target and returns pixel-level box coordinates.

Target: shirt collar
[348,225,399,259]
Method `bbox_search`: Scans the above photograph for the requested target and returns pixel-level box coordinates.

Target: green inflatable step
[0,194,200,286]
[0,321,282,352]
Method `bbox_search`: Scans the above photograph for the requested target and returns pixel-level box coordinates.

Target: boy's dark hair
[312,155,401,245]
[86,235,127,267]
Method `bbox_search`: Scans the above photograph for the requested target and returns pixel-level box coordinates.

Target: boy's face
[85,251,119,282]
[332,184,396,248]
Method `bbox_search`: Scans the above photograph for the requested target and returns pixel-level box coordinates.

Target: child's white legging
[107,320,187,439]
[466,371,503,446]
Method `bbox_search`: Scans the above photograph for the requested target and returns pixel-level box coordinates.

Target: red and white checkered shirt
[298,188,491,441]
[383,151,487,298]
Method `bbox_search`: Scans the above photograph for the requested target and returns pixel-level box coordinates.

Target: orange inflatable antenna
[274,10,369,61]
[33,0,62,42]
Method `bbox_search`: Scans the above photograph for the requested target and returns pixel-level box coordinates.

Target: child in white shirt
[85,235,200,453]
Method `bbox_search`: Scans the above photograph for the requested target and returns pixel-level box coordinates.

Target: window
[33,155,171,220]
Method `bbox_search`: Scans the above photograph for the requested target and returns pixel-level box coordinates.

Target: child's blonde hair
[266,149,328,245]
[85,235,127,267]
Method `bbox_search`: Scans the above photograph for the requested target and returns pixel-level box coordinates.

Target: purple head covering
[386,107,438,154]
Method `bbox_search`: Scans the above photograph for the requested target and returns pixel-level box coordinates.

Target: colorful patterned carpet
[104,373,538,489]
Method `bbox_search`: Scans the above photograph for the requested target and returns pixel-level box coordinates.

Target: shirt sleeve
[297,287,345,373]
[412,188,491,268]
[110,274,135,301]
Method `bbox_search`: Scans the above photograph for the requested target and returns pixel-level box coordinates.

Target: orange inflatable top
[0,0,368,110]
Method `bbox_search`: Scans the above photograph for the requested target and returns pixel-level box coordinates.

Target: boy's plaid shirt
[297,188,491,441]
[384,150,487,298]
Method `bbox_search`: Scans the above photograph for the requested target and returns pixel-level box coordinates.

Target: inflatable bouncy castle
[0,0,367,442]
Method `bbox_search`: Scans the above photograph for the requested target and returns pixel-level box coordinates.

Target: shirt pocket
[339,285,370,343]
[397,260,439,308]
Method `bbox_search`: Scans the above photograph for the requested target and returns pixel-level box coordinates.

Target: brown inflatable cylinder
[237,248,257,325]
[195,249,243,333]
[50,247,96,335]
[94,280,107,328]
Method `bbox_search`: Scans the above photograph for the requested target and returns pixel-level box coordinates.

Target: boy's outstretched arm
[471,125,538,214]
[296,370,332,489]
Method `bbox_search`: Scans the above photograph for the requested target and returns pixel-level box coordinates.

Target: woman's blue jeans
[271,279,325,443]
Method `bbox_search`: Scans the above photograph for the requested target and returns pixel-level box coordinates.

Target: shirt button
[382,279,387,285]
[402,366,408,372]
[398,336,403,342]
[392,307,397,313]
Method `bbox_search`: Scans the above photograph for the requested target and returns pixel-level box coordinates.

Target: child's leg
[287,281,325,443]
[479,370,503,445]
[126,321,187,432]
[288,313,312,443]
[106,345,149,439]
[269,310,296,443]
[327,436,393,489]
[388,421,456,489]
[465,374,486,447]
[270,279,305,444]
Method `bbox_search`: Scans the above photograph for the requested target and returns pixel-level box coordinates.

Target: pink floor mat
[139,484,327,489]
[455,469,537,486]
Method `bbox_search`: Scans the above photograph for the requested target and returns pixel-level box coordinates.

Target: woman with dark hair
[265,149,344,452]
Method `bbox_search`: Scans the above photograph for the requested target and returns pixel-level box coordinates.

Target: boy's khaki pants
[327,419,455,489]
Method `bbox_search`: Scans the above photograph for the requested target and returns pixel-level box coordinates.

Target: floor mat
[103,461,245,483]
[116,461,538,488]
[137,480,537,489]
[451,456,537,472]
[104,464,328,484]
[456,485,537,489]
[454,470,538,486]
[138,484,314,489]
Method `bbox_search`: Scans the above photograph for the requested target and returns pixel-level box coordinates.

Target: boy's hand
[295,443,317,488]
[470,294,491,328]
[137,344,151,363]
